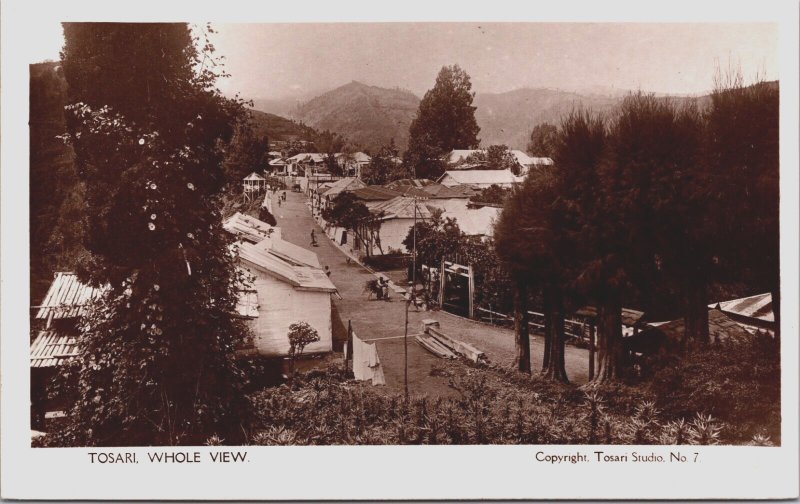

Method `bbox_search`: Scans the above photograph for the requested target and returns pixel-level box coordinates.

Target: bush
[362,253,410,271]
[258,207,277,226]
[245,360,746,445]
[646,334,780,443]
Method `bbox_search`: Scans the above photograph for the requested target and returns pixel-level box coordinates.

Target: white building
[225,213,337,357]
[437,169,522,189]
[336,151,372,177]
[237,240,337,357]
[444,148,553,176]
[362,196,432,255]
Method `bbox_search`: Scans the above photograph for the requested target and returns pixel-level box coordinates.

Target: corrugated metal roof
[385,178,435,189]
[223,212,278,244]
[438,169,522,187]
[421,183,477,199]
[351,185,402,201]
[35,272,103,321]
[269,158,287,166]
[30,330,79,368]
[711,293,773,323]
[253,236,322,268]
[371,196,432,220]
[321,177,367,198]
[238,242,337,292]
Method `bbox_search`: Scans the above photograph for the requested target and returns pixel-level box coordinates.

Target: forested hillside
[290,81,420,152]
[30,61,85,306]
[248,108,318,142]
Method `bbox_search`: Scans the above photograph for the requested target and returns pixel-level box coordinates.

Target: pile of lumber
[415,333,457,359]
[415,321,488,364]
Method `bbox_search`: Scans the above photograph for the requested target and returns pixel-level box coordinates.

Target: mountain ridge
[258,80,777,153]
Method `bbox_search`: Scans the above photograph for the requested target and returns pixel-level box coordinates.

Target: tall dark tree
[549,111,618,384]
[494,170,567,379]
[405,64,480,179]
[705,75,779,339]
[611,95,707,349]
[56,23,251,446]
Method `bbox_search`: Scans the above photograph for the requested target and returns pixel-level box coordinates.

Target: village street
[272,190,592,396]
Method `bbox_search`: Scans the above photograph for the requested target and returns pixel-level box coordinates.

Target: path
[272,190,591,396]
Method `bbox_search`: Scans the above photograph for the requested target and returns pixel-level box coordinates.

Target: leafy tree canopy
[527,123,559,158]
[405,64,480,179]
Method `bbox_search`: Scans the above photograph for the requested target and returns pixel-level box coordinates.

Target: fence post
[588,323,596,380]
[467,264,474,320]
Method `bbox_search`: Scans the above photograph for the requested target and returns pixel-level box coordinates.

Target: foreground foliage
[246,354,774,446]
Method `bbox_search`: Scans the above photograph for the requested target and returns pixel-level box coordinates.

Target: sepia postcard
[2,0,798,500]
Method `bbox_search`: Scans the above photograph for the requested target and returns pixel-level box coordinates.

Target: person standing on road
[310,228,317,246]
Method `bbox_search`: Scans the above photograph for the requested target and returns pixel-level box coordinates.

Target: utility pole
[404,291,409,402]
[412,195,417,287]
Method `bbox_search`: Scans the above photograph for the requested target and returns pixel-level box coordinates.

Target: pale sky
[32,22,777,99]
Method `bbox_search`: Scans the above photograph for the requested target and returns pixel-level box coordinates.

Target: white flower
[148,222,156,231]
[138,138,145,145]
[150,183,157,190]
[187,182,195,191]
[187,233,195,239]
[150,213,157,220]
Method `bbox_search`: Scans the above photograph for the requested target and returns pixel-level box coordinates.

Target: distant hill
[289,81,420,153]
[473,88,624,150]
[255,79,775,154]
[248,108,318,142]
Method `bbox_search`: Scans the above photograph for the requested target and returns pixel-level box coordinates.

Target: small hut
[243,172,266,201]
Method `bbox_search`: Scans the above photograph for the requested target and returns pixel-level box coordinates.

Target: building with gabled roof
[345,196,433,256]
[437,169,522,189]
[351,185,403,207]
[320,177,367,200]
[236,240,336,357]
[509,150,554,176]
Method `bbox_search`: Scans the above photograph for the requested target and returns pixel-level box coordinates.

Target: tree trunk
[771,262,780,341]
[513,280,531,374]
[683,276,709,349]
[541,289,552,372]
[541,285,569,383]
[591,294,623,385]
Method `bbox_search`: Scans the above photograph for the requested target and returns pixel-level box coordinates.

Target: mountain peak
[290,83,421,152]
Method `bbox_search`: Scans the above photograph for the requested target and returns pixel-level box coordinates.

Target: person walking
[310,228,317,247]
